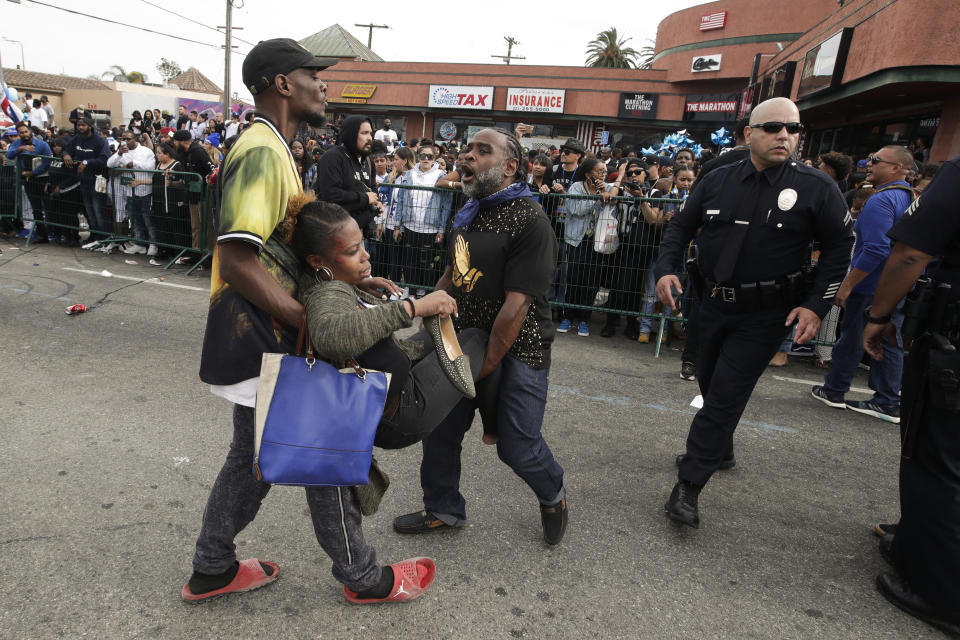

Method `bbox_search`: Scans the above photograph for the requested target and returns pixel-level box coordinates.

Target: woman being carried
[287,194,488,451]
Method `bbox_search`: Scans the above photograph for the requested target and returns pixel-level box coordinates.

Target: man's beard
[303,108,327,128]
[463,157,507,199]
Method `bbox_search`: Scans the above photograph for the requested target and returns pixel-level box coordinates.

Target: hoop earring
[314,266,333,284]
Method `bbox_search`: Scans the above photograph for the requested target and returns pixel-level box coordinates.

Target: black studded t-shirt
[448,196,558,369]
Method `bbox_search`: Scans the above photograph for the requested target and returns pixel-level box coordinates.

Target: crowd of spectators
[0,104,943,358]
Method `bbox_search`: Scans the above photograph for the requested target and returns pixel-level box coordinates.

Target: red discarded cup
[65,304,87,315]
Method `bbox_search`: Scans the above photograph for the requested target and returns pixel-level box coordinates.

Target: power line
[136,0,256,47]
[21,0,248,56]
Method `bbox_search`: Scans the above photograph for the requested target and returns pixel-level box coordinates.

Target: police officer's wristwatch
[863,305,892,324]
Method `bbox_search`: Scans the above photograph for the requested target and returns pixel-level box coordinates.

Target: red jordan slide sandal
[343,557,436,604]
[181,559,280,603]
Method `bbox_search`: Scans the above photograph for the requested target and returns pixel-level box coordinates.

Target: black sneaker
[846,399,900,424]
[874,522,897,538]
[624,319,640,341]
[680,361,696,381]
[392,510,461,534]
[811,385,845,409]
[540,498,568,545]
[600,323,616,338]
[664,480,701,528]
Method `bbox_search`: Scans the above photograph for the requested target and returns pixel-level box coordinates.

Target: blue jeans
[81,186,111,236]
[639,258,658,333]
[127,193,156,245]
[823,291,904,407]
[420,355,564,522]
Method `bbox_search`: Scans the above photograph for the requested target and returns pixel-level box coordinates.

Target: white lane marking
[772,375,872,395]
[62,267,206,291]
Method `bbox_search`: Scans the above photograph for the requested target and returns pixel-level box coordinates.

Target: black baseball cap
[242,38,338,96]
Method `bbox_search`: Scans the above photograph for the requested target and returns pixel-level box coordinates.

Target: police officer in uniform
[862,154,960,636]
[654,97,854,528]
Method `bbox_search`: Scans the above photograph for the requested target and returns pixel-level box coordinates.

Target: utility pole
[218,1,241,119]
[354,23,389,50]
[491,36,525,65]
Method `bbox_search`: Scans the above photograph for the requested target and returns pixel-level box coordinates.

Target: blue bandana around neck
[453,182,532,229]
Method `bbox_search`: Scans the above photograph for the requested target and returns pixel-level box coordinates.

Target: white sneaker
[123,244,147,255]
[81,240,99,250]
[147,244,158,256]
[98,241,120,253]
[149,258,163,266]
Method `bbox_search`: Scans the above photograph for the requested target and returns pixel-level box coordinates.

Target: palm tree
[101,65,148,83]
[585,28,640,69]
[638,39,657,70]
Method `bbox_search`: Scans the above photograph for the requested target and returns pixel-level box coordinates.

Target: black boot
[664,480,701,528]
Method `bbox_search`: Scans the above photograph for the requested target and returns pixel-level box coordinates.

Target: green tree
[638,39,656,70]
[585,28,640,69]
[155,58,182,82]
[101,65,148,83]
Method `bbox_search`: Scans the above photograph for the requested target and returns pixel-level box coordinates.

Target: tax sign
[428,85,494,110]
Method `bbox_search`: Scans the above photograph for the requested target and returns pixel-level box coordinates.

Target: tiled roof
[298,24,384,62]
[169,67,222,94]
[2,68,109,92]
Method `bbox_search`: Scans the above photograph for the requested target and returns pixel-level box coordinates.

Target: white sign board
[505,88,565,113]
[428,85,494,110]
[691,54,722,72]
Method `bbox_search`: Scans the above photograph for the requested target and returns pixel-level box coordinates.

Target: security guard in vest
[862,154,960,636]
[653,97,854,528]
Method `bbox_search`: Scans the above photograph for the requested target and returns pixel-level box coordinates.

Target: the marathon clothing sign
[428,85,494,110]
[506,88,565,113]
[683,92,740,121]
[618,92,659,119]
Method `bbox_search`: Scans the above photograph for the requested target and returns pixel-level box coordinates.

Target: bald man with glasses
[653,97,855,529]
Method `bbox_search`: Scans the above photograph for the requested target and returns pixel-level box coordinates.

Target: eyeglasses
[750,121,803,134]
[867,154,899,166]
[419,153,434,160]
[626,170,645,177]
[560,148,576,154]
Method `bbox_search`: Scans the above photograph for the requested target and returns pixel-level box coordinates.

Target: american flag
[1,82,23,126]
[699,10,727,31]
[576,121,604,153]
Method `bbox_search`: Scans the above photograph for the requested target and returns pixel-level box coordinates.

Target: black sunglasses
[626,169,645,177]
[751,121,803,134]
[867,154,899,166]
[560,148,577,154]
[419,153,434,160]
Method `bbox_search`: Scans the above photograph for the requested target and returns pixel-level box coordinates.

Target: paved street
[0,238,936,639]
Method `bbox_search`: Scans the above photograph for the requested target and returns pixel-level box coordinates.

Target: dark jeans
[126,193,156,245]
[81,185,111,237]
[23,177,48,237]
[192,405,382,592]
[677,298,791,487]
[375,327,488,449]
[420,355,564,523]
[823,291,904,407]
[564,240,599,322]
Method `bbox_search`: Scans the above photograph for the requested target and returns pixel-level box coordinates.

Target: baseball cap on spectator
[242,38,339,96]
[160,127,175,137]
[4,127,16,137]
[559,137,586,156]
[161,110,171,118]
[206,133,221,148]
[659,156,674,167]
[643,154,660,166]
[172,130,192,142]
[856,158,869,169]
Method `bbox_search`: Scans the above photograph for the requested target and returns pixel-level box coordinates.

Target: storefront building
[311,0,958,161]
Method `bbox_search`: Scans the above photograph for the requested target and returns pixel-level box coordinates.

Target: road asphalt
[0,239,939,639]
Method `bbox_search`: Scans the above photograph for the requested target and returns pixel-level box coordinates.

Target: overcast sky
[2,0,706,103]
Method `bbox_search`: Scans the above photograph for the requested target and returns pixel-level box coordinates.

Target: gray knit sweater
[300,276,427,367]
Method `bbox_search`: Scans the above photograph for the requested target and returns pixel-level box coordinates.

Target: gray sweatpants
[191,404,382,592]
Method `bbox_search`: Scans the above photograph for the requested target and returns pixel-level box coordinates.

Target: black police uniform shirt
[654,157,854,318]
[448,196,557,369]
[888,154,960,301]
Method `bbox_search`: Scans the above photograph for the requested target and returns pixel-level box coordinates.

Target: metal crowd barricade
[2,154,213,275]
[367,181,686,356]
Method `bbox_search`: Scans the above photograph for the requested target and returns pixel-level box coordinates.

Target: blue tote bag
[253,319,390,487]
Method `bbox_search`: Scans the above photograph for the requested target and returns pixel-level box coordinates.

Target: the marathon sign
[618,92,659,119]
[683,92,740,121]
[428,85,494,110]
[506,88,565,113]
